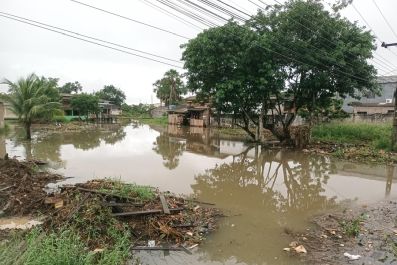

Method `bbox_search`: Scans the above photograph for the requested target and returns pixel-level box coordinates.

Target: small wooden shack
[168,105,211,127]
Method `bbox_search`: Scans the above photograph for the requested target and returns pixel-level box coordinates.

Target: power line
[166,1,375,83]
[138,0,204,30]
[0,11,182,64]
[246,0,397,74]
[0,13,183,69]
[372,0,397,39]
[352,3,397,61]
[214,0,251,19]
[69,0,190,39]
[156,0,217,27]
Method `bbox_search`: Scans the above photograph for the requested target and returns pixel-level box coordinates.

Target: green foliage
[153,69,186,106]
[59,81,83,94]
[96,85,126,107]
[138,116,168,126]
[340,214,365,237]
[0,73,62,139]
[70,93,99,119]
[0,228,131,265]
[312,122,392,150]
[182,0,378,143]
[98,179,155,201]
[0,122,10,134]
[121,103,151,118]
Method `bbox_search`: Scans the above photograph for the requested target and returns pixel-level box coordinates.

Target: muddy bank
[0,158,63,215]
[288,200,397,265]
[305,141,397,164]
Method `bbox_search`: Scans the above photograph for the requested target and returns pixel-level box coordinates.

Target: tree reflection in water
[152,133,186,170]
[8,125,126,168]
[191,147,338,265]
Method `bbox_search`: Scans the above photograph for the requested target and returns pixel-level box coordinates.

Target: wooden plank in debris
[112,207,184,217]
[159,195,170,214]
[132,246,192,254]
[103,202,144,207]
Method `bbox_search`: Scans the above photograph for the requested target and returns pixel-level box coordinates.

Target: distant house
[167,98,211,127]
[342,75,397,115]
[61,93,121,119]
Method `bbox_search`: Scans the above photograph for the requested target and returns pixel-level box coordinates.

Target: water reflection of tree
[191,147,337,265]
[9,125,126,165]
[152,133,186,170]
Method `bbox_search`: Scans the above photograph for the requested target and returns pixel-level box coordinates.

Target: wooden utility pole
[381,42,397,151]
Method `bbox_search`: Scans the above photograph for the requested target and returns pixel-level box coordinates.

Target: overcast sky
[0,0,396,104]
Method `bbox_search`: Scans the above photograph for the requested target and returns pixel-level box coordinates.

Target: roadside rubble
[0,158,221,258]
[285,201,397,265]
[0,158,63,216]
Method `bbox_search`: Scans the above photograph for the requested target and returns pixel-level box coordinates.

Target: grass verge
[135,116,168,126]
[312,122,392,150]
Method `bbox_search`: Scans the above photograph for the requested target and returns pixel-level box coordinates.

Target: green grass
[0,228,131,265]
[312,122,392,150]
[136,116,168,126]
[340,214,365,237]
[98,179,155,201]
[0,122,10,134]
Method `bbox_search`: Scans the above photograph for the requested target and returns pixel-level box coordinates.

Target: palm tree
[0,73,62,140]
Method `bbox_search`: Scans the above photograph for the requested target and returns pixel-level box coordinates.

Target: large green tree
[70,93,99,120]
[59,81,82,94]
[182,22,281,140]
[153,69,186,106]
[1,73,62,139]
[182,0,378,145]
[96,85,126,107]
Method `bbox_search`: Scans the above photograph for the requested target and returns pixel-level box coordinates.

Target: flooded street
[2,123,397,265]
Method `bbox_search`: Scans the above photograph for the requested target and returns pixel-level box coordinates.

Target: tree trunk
[25,122,32,140]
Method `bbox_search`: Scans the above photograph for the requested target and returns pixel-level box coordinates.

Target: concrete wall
[353,105,394,115]
[345,113,394,123]
[343,77,397,113]
[0,102,4,129]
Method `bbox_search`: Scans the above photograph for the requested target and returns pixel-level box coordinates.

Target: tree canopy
[70,93,99,119]
[181,0,378,144]
[96,85,126,107]
[153,69,186,106]
[59,81,83,94]
[1,73,62,139]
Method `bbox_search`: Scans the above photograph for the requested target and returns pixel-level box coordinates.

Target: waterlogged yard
[1,123,397,265]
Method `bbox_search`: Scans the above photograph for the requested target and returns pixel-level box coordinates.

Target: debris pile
[0,159,220,254]
[0,158,63,215]
[46,179,220,250]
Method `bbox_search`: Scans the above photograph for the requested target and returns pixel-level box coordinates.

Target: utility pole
[381,42,397,48]
[381,42,397,150]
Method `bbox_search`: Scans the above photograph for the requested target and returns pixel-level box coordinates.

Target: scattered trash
[344,252,361,260]
[289,241,299,248]
[294,245,307,254]
[0,220,43,230]
[148,240,156,247]
[283,247,291,252]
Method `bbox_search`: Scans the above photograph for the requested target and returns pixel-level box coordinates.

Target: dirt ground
[289,200,397,265]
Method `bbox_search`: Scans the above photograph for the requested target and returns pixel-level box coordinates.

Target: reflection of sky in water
[2,124,397,265]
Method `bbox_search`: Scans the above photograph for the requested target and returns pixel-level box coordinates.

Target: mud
[0,158,63,215]
[290,201,397,265]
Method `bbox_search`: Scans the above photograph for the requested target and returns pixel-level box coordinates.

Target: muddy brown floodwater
[1,123,397,265]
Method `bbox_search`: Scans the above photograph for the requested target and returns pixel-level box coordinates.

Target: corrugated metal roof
[377,75,397,84]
